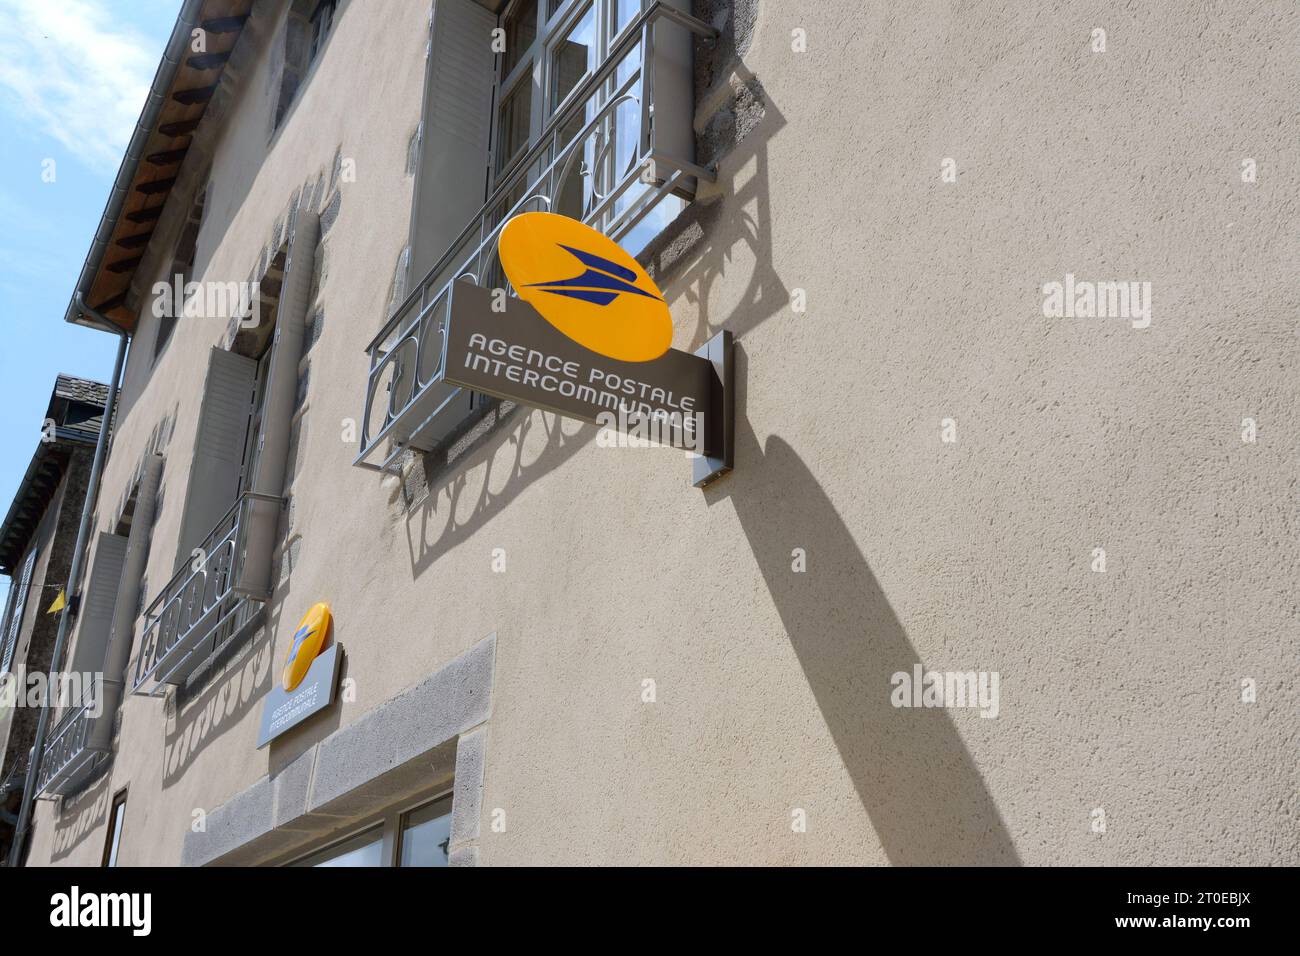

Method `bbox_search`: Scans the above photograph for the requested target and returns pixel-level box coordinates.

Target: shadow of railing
[48,769,111,863]
[160,612,276,788]
[643,68,789,352]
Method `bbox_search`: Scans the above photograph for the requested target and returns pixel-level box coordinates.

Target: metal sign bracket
[691,329,733,488]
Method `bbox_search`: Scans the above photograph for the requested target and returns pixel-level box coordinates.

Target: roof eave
[63,0,253,334]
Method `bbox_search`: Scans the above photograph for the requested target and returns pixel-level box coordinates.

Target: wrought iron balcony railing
[130,491,279,697]
[354,2,717,473]
[36,690,107,796]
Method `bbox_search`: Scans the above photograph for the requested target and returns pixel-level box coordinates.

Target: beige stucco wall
[27,0,1299,866]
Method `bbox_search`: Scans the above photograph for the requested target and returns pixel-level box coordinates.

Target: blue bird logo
[525,245,663,307]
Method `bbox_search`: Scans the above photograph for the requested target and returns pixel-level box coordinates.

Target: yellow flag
[46,590,66,615]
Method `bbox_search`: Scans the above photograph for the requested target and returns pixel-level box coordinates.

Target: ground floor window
[398,795,453,867]
[102,790,127,867]
[295,825,384,868]
[289,792,453,867]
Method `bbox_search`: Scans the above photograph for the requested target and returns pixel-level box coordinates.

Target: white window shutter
[175,347,257,571]
[66,532,129,677]
[0,547,37,673]
[106,454,164,682]
[407,0,497,283]
[0,580,18,670]
[85,455,165,751]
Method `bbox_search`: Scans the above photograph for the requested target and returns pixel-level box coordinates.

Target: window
[156,186,206,361]
[492,0,542,182]
[496,77,534,175]
[308,0,337,64]
[1,547,37,674]
[102,790,127,867]
[398,795,453,867]
[487,0,685,240]
[287,793,453,867]
[294,826,384,868]
[273,0,339,131]
[500,0,537,78]
[0,579,19,671]
[611,0,637,36]
[550,5,595,111]
[154,317,178,359]
[238,346,275,498]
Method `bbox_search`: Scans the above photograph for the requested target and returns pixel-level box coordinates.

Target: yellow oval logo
[497,212,672,362]
[282,603,332,692]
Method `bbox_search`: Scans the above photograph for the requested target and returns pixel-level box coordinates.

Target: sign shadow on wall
[711,384,1020,864]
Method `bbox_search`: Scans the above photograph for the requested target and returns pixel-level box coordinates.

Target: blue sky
[0,0,181,611]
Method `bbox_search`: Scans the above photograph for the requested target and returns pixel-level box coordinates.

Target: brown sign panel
[443,280,722,456]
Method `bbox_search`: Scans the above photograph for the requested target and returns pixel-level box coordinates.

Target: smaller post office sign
[256,644,341,748]
[257,603,342,748]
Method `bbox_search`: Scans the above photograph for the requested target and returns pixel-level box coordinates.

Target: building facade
[13,0,1297,865]
[0,377,109,860]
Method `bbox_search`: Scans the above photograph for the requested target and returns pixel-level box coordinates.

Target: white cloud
[0,0,161,171]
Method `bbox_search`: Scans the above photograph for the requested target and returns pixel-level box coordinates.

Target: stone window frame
[271,0,345,136]
[180,633,493,867]
[281,789,455,867]
[153,181,208,363]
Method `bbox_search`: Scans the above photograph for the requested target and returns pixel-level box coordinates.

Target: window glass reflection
[497,79,534,173]
[296,828,384,867]
[551,5,595,110]
[612,0,638,38]
[502,0,538,77]
[399,796,453,867]
[105,797,126,868]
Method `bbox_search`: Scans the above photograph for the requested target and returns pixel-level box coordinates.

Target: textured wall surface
[27,0,1298,866]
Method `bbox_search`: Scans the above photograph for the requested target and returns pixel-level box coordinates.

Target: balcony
[36,691,109,797]
[354,1,717,473]
[130,492,279,697]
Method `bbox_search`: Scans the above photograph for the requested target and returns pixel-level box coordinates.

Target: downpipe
[6,295,129,867]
